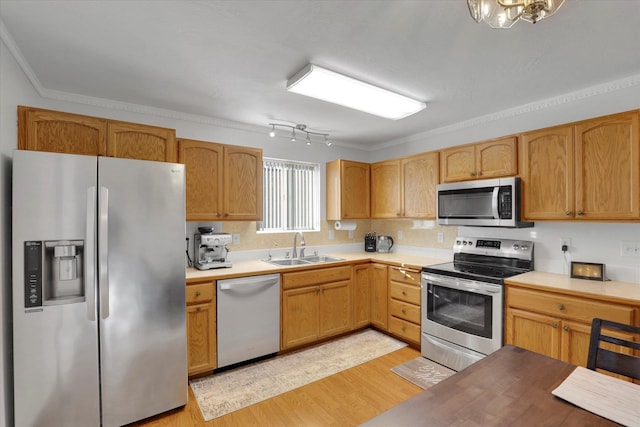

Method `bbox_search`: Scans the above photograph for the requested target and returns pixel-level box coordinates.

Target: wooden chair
[586,318,640,380]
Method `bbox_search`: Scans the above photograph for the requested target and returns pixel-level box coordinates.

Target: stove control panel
[454,237,533,260]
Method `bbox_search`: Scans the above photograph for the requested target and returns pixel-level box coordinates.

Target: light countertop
[506,271,640,305]
[186,252,448,282]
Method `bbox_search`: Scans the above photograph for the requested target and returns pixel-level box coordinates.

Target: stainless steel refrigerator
[12,150,188,427]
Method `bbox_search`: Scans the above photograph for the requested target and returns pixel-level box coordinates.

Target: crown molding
[373,73,640,151]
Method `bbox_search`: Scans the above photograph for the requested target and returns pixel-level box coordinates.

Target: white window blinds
[258,158,320,232]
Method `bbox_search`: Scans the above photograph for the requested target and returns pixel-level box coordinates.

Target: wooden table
[362,345,619,426]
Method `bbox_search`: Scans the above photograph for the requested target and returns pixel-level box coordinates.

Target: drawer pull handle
[401,309,407,314]
[557,304,564,311]
[565,210,572,216]
[196,307,201,312]
[577,210,584,216]
[563,325,570,332]
[195,291,201,297]
[402,291,407,296]
[551,322,558,329]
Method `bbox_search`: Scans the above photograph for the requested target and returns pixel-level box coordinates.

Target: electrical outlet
[348,230,354,239]
[437,231,444,243]
[397,230,403,240]
[232,233,240,245]
[560,237,571,252]
[328,230,334,241]
[620,241,640,257]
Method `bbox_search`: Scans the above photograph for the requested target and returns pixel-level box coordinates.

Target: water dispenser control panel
[24,241,43,308]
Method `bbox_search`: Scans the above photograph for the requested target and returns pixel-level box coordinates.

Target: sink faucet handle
[285,251,290,259]
[300,248,306,257]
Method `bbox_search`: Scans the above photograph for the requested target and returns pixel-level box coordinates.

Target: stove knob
[521,245,529,251]
[456,240,461,246]
[462,241,467,245]
[513,244,520,250]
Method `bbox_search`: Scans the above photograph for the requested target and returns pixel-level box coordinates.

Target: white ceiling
[1,0,639,149]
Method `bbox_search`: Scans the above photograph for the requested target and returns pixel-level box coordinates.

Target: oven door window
[427,283,492,339]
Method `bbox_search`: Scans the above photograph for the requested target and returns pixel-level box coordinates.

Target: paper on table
[552,366,640,427]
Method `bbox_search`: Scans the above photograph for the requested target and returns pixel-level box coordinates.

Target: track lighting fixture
[268,123,331,147]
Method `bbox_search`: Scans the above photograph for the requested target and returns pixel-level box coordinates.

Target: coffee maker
[194,232,233,270]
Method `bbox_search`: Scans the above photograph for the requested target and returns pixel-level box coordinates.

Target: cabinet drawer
[389,282,421,305]
[283,266,351,290]
[389,267,421,286]
[389,299,420,324]
[389,316,421,343]
[507,287,635,325]
[186,282,214,304]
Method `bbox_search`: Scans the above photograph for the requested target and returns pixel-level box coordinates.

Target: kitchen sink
[266,258,312,266]
[300,255,345,263]
[264,255,345,266]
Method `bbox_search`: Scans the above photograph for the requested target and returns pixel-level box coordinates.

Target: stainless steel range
[421,236,534,371]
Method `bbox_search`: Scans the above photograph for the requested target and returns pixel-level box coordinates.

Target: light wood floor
[131,346,423,427]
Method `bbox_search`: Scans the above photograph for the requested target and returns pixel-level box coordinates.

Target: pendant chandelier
[467,0,565,28]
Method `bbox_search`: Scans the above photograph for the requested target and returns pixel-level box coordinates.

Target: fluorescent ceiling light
[286,64,426,120]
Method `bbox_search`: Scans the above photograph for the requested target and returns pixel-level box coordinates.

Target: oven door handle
[423,274,501,294]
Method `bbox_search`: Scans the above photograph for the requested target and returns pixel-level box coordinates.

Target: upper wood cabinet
[178,139,262,221]
[18,106,107,155]
[370,160,401,218]
[371,152,439,219]
[326,159,370,220]
[520,111,640,221]
[440,136,517,183]
[18,106,177,162]
[106,120,176,162]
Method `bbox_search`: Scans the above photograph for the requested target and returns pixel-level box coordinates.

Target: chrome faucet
[292,231,305,258]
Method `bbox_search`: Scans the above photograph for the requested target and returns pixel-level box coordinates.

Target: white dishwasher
[216,273,280,368]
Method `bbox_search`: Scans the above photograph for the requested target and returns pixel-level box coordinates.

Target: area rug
[189,329,407,421]
[391,357,456,389]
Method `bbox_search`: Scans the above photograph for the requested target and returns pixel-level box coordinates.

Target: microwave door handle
[491,187,500,219]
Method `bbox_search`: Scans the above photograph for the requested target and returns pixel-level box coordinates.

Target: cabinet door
[370,264,388,330]
[319,280,352,338]
[281,287,319,349]
[371,160,401,218]
[353,264,371,328]
[107,120,177,162]
[223,145,262,220]
[440,145,475,182]
[402,152,439,218]
[475,137,517,179]
[341,160,371,219]
[187,303,216,375]
[505,308,561,359]
[575,111,640,220]
[18,106,107,155]
[178,139,224,221]
[520,125,575,220]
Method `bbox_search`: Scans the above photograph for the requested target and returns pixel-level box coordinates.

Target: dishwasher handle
[219,276,279,291]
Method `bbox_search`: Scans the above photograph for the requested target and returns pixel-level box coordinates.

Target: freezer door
[98,157,187,427]
[12,150,100,427]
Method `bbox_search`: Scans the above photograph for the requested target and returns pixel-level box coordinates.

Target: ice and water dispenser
[24,240,85,308]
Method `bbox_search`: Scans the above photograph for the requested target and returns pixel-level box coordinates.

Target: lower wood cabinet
[387,266,421,345]
[281,266,352,350]
[186,280,216,376]
[370,263,389,331]
[353,263,372,328]
[505,284,637,379]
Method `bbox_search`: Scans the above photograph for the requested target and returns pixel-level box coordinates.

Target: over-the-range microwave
[436,176,534,228]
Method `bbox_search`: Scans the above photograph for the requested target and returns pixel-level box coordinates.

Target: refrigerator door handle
[99,186,110,319]
[86,187,97,321]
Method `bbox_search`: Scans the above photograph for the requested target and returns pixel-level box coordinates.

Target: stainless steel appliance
[216,274,280,368]
[436,176,533,228]
[421,237,534,372]
[12,150,187,427]
[194,232,232,270]
[377,235,394,253]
